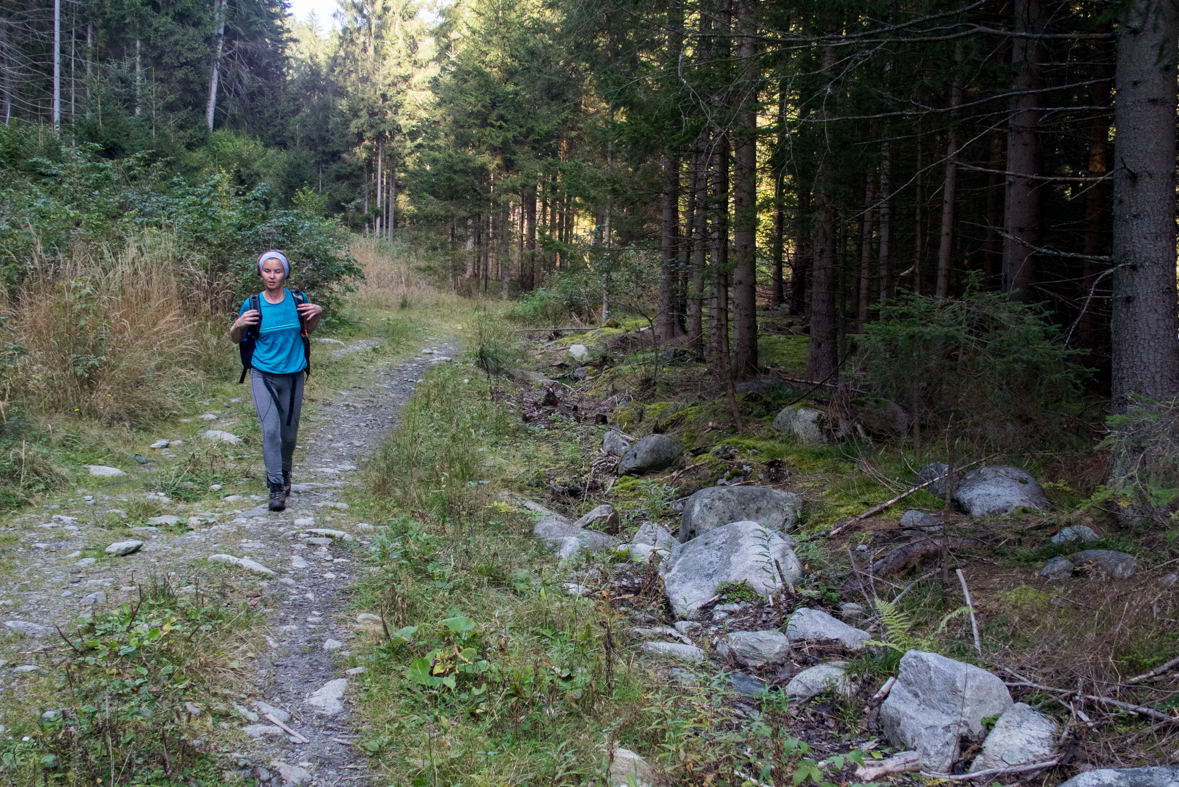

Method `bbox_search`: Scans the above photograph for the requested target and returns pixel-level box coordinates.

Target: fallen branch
[1128,654,1179,684]
[866,538,977,579]
[671,461,707,480]
[266,713,310,743]
[956,568,983,658]
[1001,668,1179,725]
[928,759,1060,781]
[830,456,990,536]
[855,750,919,780]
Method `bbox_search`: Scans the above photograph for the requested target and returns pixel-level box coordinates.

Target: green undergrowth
[0,575,259,786]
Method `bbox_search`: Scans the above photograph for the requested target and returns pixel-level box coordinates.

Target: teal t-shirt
[239,290,307,374]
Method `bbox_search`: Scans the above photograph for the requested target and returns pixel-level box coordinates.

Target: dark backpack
[238,289,312,383]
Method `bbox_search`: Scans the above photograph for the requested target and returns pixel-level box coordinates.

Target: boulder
[533,517,617,558]
[660,521,802,619]
[1057,768,1179,787]
[838,602,867,625]
[608,748,655,787]
[901,510,943,532]
[104,540,144,556]
[641,641,705,662]
[730,673,766,697]
[678,486,802,542]
[724,630,791,667]
[968,702,1059,773]
[772,405,831,446]
[573,504,621,534]
[1069,549,1137,579]
[1051,525,1100,544]
[784,662,852,699]
[785,608,870,649]
[852,398,912,438]
[603,430,631,457]
[879,650,1013,774]
[628,522,678,564]
[1040,556,1075,580]
[619,435,683,476]
[917,463,951,498]
[955,466,1051,516]
[569,344,589,361]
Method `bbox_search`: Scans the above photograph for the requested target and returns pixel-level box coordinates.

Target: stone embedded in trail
[771,405,834,446]
[149,440,169,449]
[1040,556,1075,580]
[784,662,852,699]
[723,630,791,667]
[879,649,1013,774]
[105,540,144,556]
[640,641,705,662]
[573,504,620,534]
[1069,549,1137,579]
[1057,768,1179,787]
[242,724,285,739]
[1052,525,1100,544]
[660,520,802,619]
[208,554,276,576]
[619,435,683,476]
[628,522,678,564]
[81,591,106,606]
[607,748,655,787]
[148,515,181,526]
[785,608,870,649]
[203,430,242,445]
[290,555,308,569]
[5,621,53,637]
[955,465,1051,516]
[323,639,343,651]
[306,678,347,714]
[199,413,219,421]
[306,528,353,541]
[968,702,1059,773]
[270,761,313,786]
[730,673,766,697]
[85,465,127,477]
[603,429,631,457]
[253,700,289,723]
[678,486,802,542]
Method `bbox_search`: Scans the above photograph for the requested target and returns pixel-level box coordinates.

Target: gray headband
[258,250,290,277]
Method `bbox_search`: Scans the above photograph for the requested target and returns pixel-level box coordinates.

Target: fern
[864,597,974,655]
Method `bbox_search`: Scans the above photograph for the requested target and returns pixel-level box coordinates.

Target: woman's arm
[297,301,324,334]
[231,309,260,344]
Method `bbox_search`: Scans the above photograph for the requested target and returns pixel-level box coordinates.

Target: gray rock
[533,518,580,543]
[564,583,591,596]
[607,748,655,787]
[1161,572,1178,588]
[242,724,285,739]
[619,435,683,476]
[500,492,571,524]
[955,465,1051,516]
[628,522,678,564]
[1070,549,1137,579]
[784,662,852,698]
[1041,556,1075,580]
[725,630,791,667]
[507,368,554,386]
[306,528,353,541]
[208,554,276,576]
[253,701,289,723]
[569,344,589,361]
[917,463,951,498]
[323,639,343,651]
[75,557,96,568]
[839,602,867,625]
[640,641,705,662]
[730,673,766,697]
[270,761,313,786]
[306,678,347,714]
[5,621,53,637]
[14,665,40,672]
[553,531,617,561]
[81,591,106,606]
[771,406,831,446]
[901,510,943,532]
[148,515,181,526]
[290,555,308,569]
[573,504,621,534]
[785,608,870,649]
[853,398,912,437]
[603,430,631,457]
[969,702,1059,773]
[202,430,242,445]
[660,521,802,619]
[1051,525,1100,544]
[104,540,144,556]
[1056,768,1179,787]
[879,650,1013,774]
[234,703,260,722]
[678,486,802,542]
[85,465,127,477]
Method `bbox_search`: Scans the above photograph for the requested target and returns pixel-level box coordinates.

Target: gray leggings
[250,370,305,485]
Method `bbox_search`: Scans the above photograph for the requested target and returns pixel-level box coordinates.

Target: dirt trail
[0,339,457,786]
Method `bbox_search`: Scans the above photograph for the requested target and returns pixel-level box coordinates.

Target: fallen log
[867,538,977,579]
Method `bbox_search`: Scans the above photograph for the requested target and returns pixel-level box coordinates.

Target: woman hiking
[230,250,323,511]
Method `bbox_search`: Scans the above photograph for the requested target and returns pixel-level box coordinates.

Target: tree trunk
[657,151,684,339]
[1003,0,1044,301]
[1,20,13,125]
[730,0,758,379]
[936,41,964,300]
[1078,25,1112,351]
[206,0,227,131]
[983,131,1004,289]
[388,160,395,242]
[770,85,787,306]
[913,129,924,295]
[687,145,708,354]
[1110,0,1179,410]
[857,170,874,332]
[52,0,61,133]
[791,188,810,316]
[134,38,141,116]
[806,47,839,382]
[877,138,890,304]
[522,183,537,291]
[708,133,730,369]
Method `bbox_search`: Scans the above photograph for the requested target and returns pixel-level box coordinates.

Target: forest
[1,0,1178,783]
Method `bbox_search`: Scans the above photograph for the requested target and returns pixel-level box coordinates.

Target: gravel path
[0,340,458,786]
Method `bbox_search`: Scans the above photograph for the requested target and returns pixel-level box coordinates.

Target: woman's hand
[297,301,324,334]
[230,309,260,343]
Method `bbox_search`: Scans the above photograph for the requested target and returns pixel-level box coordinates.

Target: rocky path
[0,339,458,787]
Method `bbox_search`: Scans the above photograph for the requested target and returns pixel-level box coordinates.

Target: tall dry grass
[349,236,457,311]
[4,232,229,426]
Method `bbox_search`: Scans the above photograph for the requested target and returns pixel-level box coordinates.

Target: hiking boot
[268,482,286,512]
[282,470,292,500]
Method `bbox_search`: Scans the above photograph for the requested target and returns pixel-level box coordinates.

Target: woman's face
[260,258,286,290]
